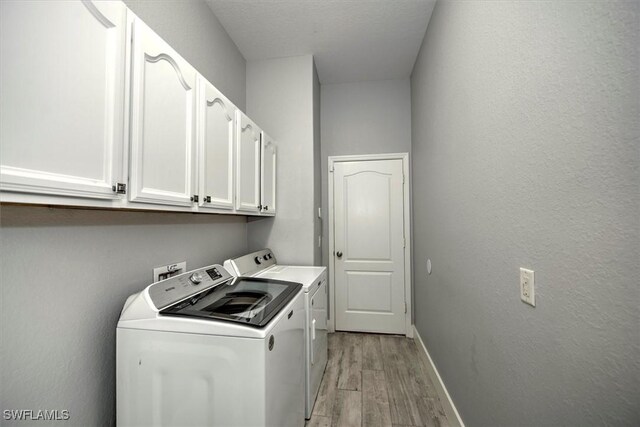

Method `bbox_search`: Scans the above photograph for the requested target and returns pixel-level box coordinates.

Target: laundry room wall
[410,1,639,425]
[245,55,319,265]
[313,62,322,266]
[0,2,248,426]
[320,78,412,270]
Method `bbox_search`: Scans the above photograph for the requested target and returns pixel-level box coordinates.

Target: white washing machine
[224,250,327,419]
[117,264,305,427]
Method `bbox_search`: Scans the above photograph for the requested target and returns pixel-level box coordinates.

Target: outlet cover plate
[520,268,535,307]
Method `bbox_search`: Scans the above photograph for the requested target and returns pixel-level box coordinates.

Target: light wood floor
[306,332,451,427]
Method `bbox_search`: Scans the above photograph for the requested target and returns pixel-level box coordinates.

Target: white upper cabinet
[235,111,261,213]
[196,76,236,210]
[260,133,277,216]
[128,17,197,207]
[0,0,127,199]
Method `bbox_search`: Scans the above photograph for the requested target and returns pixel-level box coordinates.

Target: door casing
[328,153,413,338]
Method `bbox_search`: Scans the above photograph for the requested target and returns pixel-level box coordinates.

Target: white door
[196,76,235,210]
[0,0,127,199]
[333,159,406,334]
[129,18,197,207]
[260,133,277,216]
[235,111,260,213]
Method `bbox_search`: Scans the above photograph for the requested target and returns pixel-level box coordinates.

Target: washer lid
[160,277,302,328]
[255,266,326,289]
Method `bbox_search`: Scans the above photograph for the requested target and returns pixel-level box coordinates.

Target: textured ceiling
[206,0,436,84]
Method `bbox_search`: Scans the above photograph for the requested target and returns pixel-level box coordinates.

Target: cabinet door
[235,111,261,213]
[260,133,277,215]
[0,0,127,199]
[196,76,235,210]
[129,18,196,206]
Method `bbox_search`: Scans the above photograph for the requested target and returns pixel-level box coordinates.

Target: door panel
[346,272,393,312]
[260,133,276,215]
[334,159,405,334]
[235,111,260,212]
[129,18,196,206]
[0,0,127,198]
[345,171,391,260]
[197,76,235,209]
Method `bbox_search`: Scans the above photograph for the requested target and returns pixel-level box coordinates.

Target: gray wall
[320,79,412,270]
[313,62,322,265]
[246,55,318,265]
[410,1,639,426]
[124,0,246,109]
[0,2,248,426]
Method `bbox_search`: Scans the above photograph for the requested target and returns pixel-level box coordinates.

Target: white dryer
[117,264,305,427]
[224,250,328,419]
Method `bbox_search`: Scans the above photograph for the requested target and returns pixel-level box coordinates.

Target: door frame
[328,152,413,338]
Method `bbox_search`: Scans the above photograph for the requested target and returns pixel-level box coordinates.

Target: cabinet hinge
[402,174,405,184]
[405,302,407,314]
[112,183,126,194]
[329,165,334,173]
[403,237,406,248]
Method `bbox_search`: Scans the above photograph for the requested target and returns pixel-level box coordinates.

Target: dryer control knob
[255,256,262,265]
[189,272,203,285]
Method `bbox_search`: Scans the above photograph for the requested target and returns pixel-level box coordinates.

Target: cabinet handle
[190,195,199,203]
[258,204,263,210]
[112,183,126,194]
[264,206,269,211]
[205,196,211,203]
[336,251,343,258]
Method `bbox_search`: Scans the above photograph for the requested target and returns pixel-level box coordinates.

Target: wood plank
[402,339,440,399]
[331,390,361,427]
[384,360,420,425]
[424,398,450,427]
[362,334,384,370]
[336,333,362,391]
[306,415,332,427]
[379,335,413,425]
[380,335,449,427]
[411,337,461,427]
[313,340,341,417]
[328,330,341,351]
[362,369,392,427]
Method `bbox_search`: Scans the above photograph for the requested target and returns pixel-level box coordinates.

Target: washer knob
[255,256,262,264]
[189,272,203,285]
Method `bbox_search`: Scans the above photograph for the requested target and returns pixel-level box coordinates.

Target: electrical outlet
[520,268,535,307]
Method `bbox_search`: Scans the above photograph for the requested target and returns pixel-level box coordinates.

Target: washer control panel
[227,249,278,276]
[148,264,232,309]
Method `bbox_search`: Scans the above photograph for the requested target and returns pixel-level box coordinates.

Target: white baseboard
[413,325,465,427]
